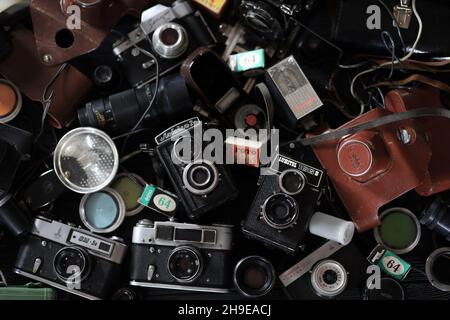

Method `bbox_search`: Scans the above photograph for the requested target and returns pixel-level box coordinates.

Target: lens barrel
[78,74,192,133]
[421,197,450,241]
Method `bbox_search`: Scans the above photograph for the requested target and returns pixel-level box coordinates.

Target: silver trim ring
[425,247,450,292]
[278,169,307,196]
[79,187,126,234]
[261,193,299,230]
[310,260,348,298]
[167,246,203,283]
[0,79,22,124]
[152,22,189,59]
[53,246,91,284]
[182,160,219,196]
[374,207,421,255]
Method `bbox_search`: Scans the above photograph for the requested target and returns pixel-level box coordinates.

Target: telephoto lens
[0,194,30,237]
[77,74,193,133]
[233,256,276,298]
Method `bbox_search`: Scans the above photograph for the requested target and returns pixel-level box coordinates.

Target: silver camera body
[14,216,127,300]
[113,1,216,87]
[129,220,234,293]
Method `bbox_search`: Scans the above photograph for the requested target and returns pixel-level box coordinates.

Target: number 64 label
[368,245,411,280]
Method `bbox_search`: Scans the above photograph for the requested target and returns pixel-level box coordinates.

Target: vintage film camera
[242,151,324,254]
[280,241,368,300]
[156,118,238,220]
[129,220,233,293]
[238,0,316,41]
[14,216,128,300]
[113,0,216,87]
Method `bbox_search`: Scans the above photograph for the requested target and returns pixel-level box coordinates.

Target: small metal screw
[43,54,53,63]
[206,278,210,283]
[155,273,159,278]
[157,249,161,254]
[398,128,412,144]
[131,48,140,57]
[41,241,47,247]
[207,253,212,258]
[149,247,155,253]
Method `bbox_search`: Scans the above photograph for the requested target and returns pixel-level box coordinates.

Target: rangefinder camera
[113,0,216,87]
[13,216,127,300]
[242,152,324,254]
[130,220,233,293]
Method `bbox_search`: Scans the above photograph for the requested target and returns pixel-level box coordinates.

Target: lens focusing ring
[279,169,307,196]
[310,260,348,298]
[167,246,203,283]
[261,193,299,230]
[152,23,189,59]
[182,160,219,196]
[53,246,91,284]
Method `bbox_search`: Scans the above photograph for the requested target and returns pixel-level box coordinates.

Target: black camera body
[14,216,127,300]
[113,0,216,87]
[156,118,238,220]
[242,152,324,254]
[130,220,233,293]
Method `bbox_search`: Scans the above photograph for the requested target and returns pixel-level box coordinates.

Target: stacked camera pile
[1,0,450,300]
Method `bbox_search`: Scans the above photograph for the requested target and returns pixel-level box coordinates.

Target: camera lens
[78,74,192,134]
[168,246,202,283]
[182,160,219,196]
[279,169,306,195]
[238,1,283,40]
[54,247,90,283]
[152,23,189,59]
[172,136,202,164]
[426,247,450,292]
[262,193,298,229]
[234,256,276,298]
[310,260,348,298]
[420,197,450,241]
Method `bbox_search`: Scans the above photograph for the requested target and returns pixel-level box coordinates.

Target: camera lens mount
[182,160,219,196]
[168,246,203,283]
[425,247,450,292]
[261,193,299,230]
[310,260,348,298]
[152,22,189,59]
[53,246,91,283]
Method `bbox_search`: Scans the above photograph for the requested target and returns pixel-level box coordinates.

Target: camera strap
[298,107,450,146]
